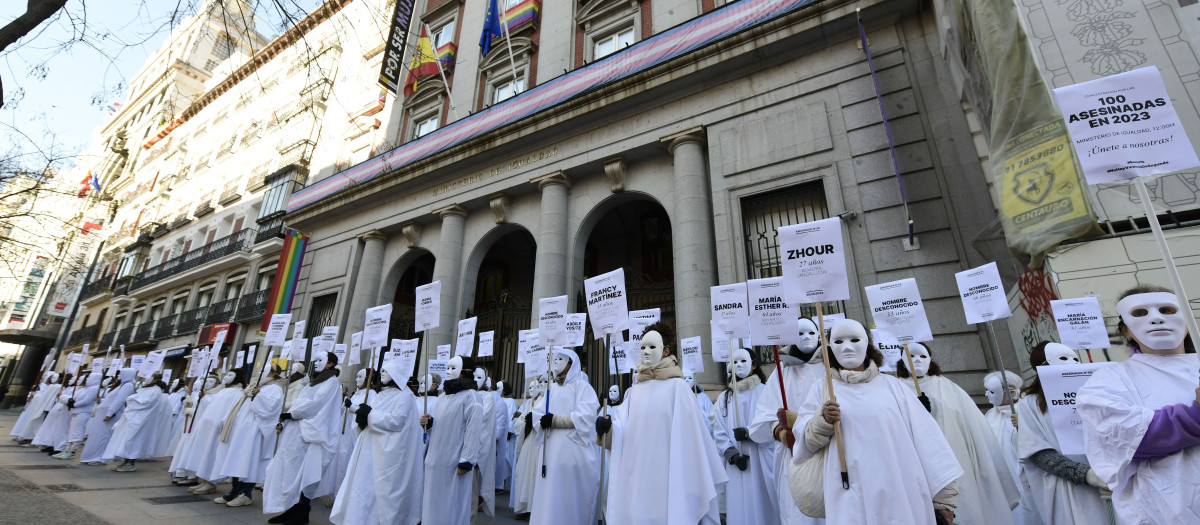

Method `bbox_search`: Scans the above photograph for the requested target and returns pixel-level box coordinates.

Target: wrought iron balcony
[79,279,110,301]
[116,325,134,346]
[255,215,285,244]
[128,228,255,291]
[152,313,179,340]
[175,306,209,336]
[133,322,154,343]
[205,297,238,324]
[235,289,269,324]
[99,328,116,348]
[68,324,102,347]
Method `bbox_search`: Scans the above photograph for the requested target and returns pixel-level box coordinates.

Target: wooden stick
[815,301,850,489]
[902,344,923,397]
[728,337,743,455]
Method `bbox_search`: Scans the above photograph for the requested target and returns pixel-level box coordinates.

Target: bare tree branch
[0,0,71,107]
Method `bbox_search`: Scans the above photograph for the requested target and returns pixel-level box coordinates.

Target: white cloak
[167,390,198,456]
[512,394,542,514]
[696,389,715,438]
[79,382,134,463]
[791,372,963,525]
[103,386,172,460]
[262,376,342,513]
[900,375,1019,525]
[421,385,484,525]
[168,386,222,474]
[336,388,369,486]
[530,367,601,524]
[214,383,283,483]
[1015,393,1108,524]
[1078,352,1200,524]
[715,381,780,525]
[330,386,423,525]
[750,362,826,525]
[474,388,498,518]
[607,377,729,525]
[12,383,60,439]
[32,398,71,449]
[176,386,244,481]
[493,390,513,489]
[66,383,100,442]
[985,404,1042,525]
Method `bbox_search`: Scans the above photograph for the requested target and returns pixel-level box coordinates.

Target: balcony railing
[175,306,209,336]
[79,279,110,301]
[117,325,134,346]
[128,228,255,291]
[152,313,179,340]
[99,329,116,348]
[205,297,238,324]
[133,322,154,343]
[68,324,102,347]
[255,216,285,245]
[235,289,270,324]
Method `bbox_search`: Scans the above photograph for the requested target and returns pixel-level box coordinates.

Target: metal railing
[79,280,110,301]
[128,228,255,291]
[134,322,154,343]
[152,313,179,340]
[68,324,102,347]
[235,289,269,324]
[117,325,134,346]
[205,297,238,324]
[99,329,116,348]
[175,306,209,336]
[255,216,285,244]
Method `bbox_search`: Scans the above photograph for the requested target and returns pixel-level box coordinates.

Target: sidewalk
[1,408,521,524]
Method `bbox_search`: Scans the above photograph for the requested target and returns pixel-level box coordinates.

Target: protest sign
[517,329,538,364]
[538,295,569,346]
[436,344,451,361]
[525,344,549,378]
[478,331,495,358]
[397,338,419,378]
[161,368,172,385]
[1050,297,1110,349]
[349,332,363,366]
[363,304,392,349]
[680,336,704,374]
[236,350,246,368]
[584,268,629,337]
[955,262,1013,324]
[747,277,800,346]
[317,325,339,355]
[629,308,660,323]
[265,314,291,346]
[872,329,904,373]
[609,337,630,373]
[247,345,257,366]
[130,355,146,373]
[137,352,164,379]
[711,283,751,339]
[864,278,932,344]
[711,320,732,363]
[1036,362,1115,454]
[333,344,347,365]
[455,317,478,357]
[564,314,586,347]
[428,359,448,381]
[415,281,441,330]
[293,321,306,341]
[212,329,229,355]
[778,217,849,303]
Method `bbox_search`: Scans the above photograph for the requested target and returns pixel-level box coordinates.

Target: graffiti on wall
[1006,267,1060,371]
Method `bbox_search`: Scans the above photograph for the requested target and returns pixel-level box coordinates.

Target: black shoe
[267,507,294,524]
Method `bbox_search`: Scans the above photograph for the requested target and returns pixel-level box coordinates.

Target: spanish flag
[403,26,441,97]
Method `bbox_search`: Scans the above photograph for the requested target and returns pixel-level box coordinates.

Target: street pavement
[1,408,522,525]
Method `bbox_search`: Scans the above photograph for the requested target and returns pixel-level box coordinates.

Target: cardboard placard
[130,355,146,373]
[680,336,704,374]
[747,277,801,346]
[864,278,933,344]
[333,344,347,365]
[478,331,495,358]
[317,325,339,355]
[415,281,441,331]
[246,345,257,366]
[584,268,630,338]
[525,344,549,379]
[1036,362,1115,454]
[609,337,630,374]
[397,338,419,378]
[363,304,392,349]
[349,332,363,366]
[517,329,538,364]
[711,283,751,339]
[292,321,307,341]
[1050,297,1111,349]
[455,317,478,357]
[428,359,448,381]
[564,314,586,347]
[386,339,403,364]
[955,262,1013,324]
[436,344,451,361]
[778,217,850,303]
[212,329,229,355]
[236,350,246,368]
[161,368,173,386]
[629,308,661,323]
[538,295,570,346]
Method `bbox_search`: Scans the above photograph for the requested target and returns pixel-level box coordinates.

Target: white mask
[732,349,752,379]
[380,369,392,386]
[528,381,540,397]
[221,372,236,385]
[473,368,487,388]
[830,320,869,369]
[496,381,505,395]
[290,363,304,375]
[204,377,218,390]
[552,354,570,376]
[684,374,695,388]
[447,356,463,380]
[796,318,820,353]
[608,385,619,402]
[419,374,433,394]
[355,369,366,388]
[312,353,328,371]
[641,330,665,367]
[909,343,931,378]
[101,378,111,388]
[1043,343,1080,365]
[170,379,179,391]
[983,374,1019,408]
[1118,292,1189,351]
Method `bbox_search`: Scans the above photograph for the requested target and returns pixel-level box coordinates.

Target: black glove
[456,461,474,472]
[355,411,369,430]
[356,404,372,417]
[732,453,750,471]
[733,427,750,441]
[279,412,293,421]
[422,415,434,429]
[540,413,554,429]
[595,416,612,436]
[523,413,534,437]
[67,399,75,409]
[918,394,931,413]
[344,398,352,408]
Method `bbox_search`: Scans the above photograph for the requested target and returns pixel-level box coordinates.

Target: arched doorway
[574,197,675,391]
[464,228,536,389]
[388,251,435,344]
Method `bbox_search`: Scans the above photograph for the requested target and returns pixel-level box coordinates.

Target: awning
[161,345,191,358]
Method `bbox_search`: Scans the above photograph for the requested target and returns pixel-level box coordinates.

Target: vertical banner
[584,268,630,338]
[955,262,1013,324]
[864,278,933,344]
[363,304,392,349]
[1049,297,1110,349]
[260,230,308,332]
[455,317,478,357]
[415,281,441,331]
[778,217,850,304]
[477,331,495,358]
[264,313,292,346]
[378,0,417,94]
[710,283,751,339]
[563,314,586,347]
[538,295,569,346]
[747,277,800,346]
[680,336,704,374]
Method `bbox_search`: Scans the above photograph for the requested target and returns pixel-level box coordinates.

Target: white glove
[1085,468,1110,491]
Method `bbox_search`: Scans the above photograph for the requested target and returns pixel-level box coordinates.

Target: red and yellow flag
[260,229,309,332]
[403,26,441,97]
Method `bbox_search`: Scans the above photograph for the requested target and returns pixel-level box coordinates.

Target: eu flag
[479,0,504,58]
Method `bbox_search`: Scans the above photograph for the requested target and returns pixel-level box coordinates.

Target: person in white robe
[492,379,515,491]
[336,368,375,487]
[169,375,218,484]
[167,379,187,417]
[53,372,101,460]
[714,349,778,525]
[601,322,728,525]
[32,374,76,452]
[80,369,136,465]
[512,377,544,518]
[263,352,343,525]
[420,355,485,525]
[167,379,200,458]
[684,373,715,439]
[212,364,285,507]
[282,362,310,411]
[982,370,1041,525]
[418,373,441,417]
[175,370,245,495]
[104,372,172,472]
[496,380,518,491]
[751,318,826,525]
[595,383,625,520]
[12,372,61,444]
[1016,341,1109,524]
[896,343,1019,525]
[529,347,601,524]
[330,356,423,525]
[471,367,500,519]
[788,319,962,525]
[1078,287,1200,523]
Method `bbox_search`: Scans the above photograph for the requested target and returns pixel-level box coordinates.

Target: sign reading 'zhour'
[778,217,849,304]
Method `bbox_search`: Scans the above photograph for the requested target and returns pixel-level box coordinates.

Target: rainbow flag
[260,229,309,332]
[404,26,441,97]
[437,41,457,72]
[503,0,539,31]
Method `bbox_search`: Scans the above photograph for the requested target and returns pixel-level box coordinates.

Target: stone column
[345,230,388,338]
[529,172,571,321]
[430,205,468,345]
[661,127,719,384]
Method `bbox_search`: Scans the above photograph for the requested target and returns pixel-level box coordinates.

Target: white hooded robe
[330,386,424,525]
[512,392,542,514]
[103,384,172,460]
[13,382,61,440]
[214,382,283,483]
[1015,392,1108,524]
[715,379,779,525]
[530,350,601,524]
[79,374,135,463]
[751,362,826,525]
[985,403,1042,525]
[174,385,244,481]
[262,375,342,513]
[421,382,484,525]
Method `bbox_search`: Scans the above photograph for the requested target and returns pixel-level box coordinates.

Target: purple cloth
[1134,402,1200,460]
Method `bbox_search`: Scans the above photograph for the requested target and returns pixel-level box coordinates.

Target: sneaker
[59,451,75,460]
[50,451,67,459]
[191,482,216,495]
[226,495,253,507]
[114,463,136,472]
[213,496,231,504]
[86,461,104,466]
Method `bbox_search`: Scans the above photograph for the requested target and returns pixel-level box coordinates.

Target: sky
[0,1,320,176]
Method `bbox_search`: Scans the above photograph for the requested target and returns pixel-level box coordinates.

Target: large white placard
[872,329,903,373]
[212,329,229,356]
[477,331,495,358]
[363,304,392,349]
[629,308,661,323]
[455,317,478,357]
[711,283,751,339]
[778,217,850,303]
[525,343,549,378]
[1052,66,1199,185]
[129,355,146,373]
[747,277,801,346]
[538,295,570,346]
[264,313,292,346]
[564,314,586,347]
[415,281,441,331]
[864,278,933,344]
[428,359,448,381]
[396,338,419,379]
[1050,297,1111,349]
[349,332,363,366]
[333,344,347,365]
[386,339,403,364]
[609,337,630,374]
[955,262,1013,324]
[583,268,630,338]
[137,352,163,379]
[517,329,538,364]
[680,336,704,374]
[436,344,451,361]
[292,339,310,361]
[317,325,339,355]
[1037,362,1115,454]
[710,320,732,363]
[292,321,307,341]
